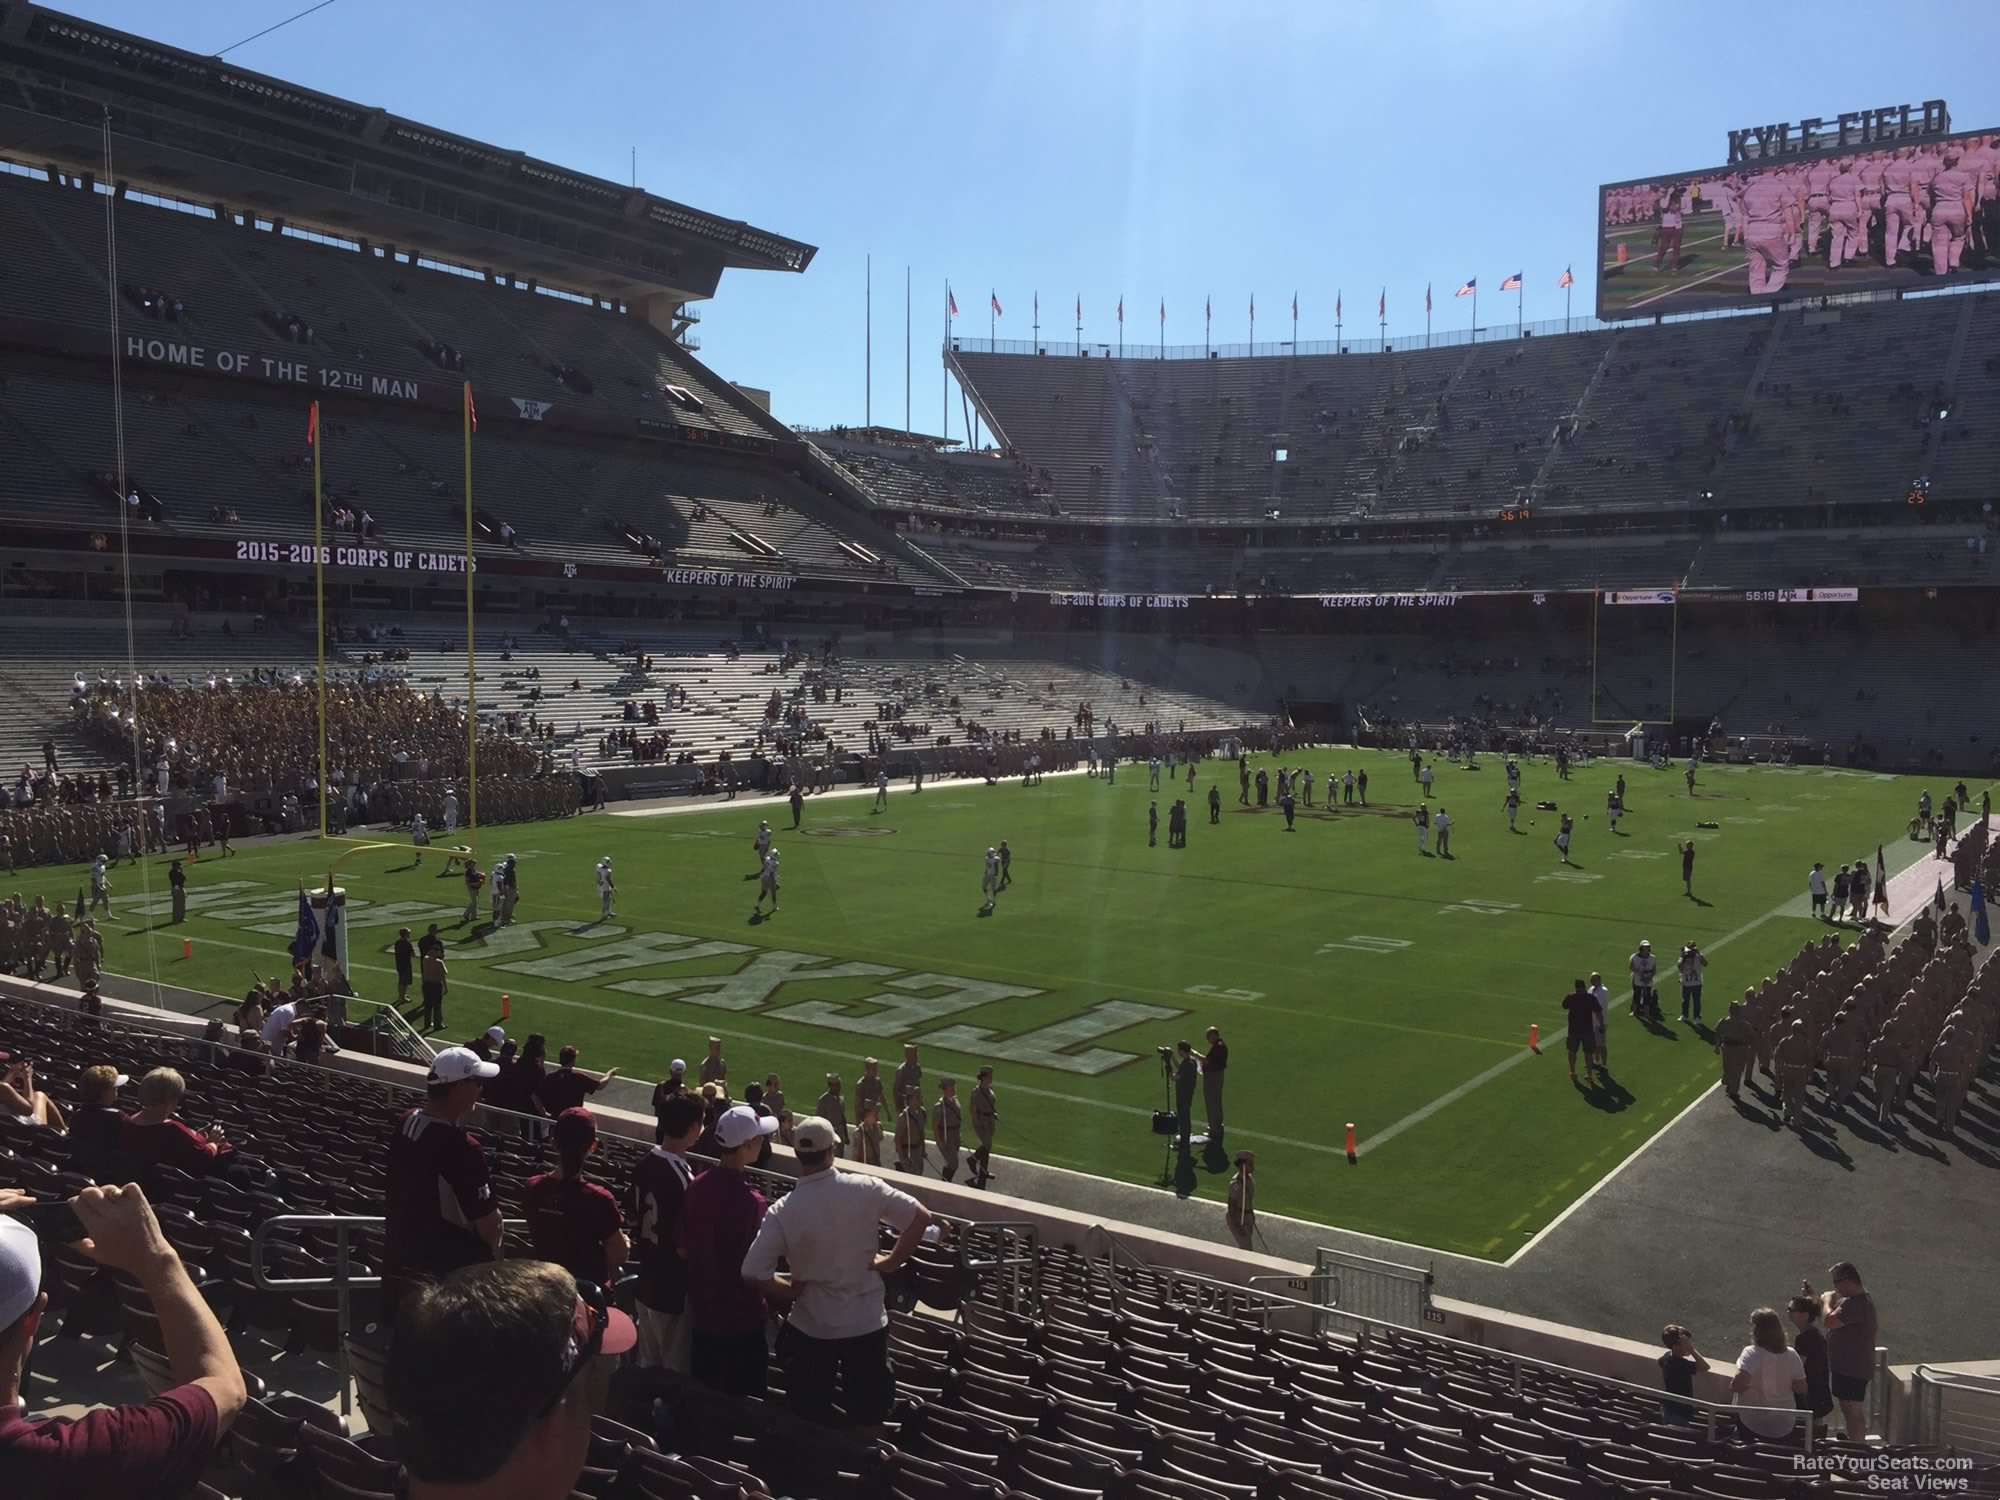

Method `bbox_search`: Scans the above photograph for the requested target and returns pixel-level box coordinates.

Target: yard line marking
[1361,1048,1531,1154]
[99,931,1359,1160]
[1505,1081,1718,1267]
[1361,874,1808,1159]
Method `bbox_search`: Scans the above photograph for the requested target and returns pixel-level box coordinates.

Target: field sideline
[73,748,1954,1259]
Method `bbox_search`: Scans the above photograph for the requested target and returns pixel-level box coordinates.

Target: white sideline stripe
[1503,1080,1718,1268]
[100,929,1353,1161]
[1364,896,1788,1157]
[1630,261,1739,309]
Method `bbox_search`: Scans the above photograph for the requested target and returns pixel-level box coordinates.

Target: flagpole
[1565,281,1572,333]
[1473,287,1478,340]
[904,265,911,433]
[311,399,327,840]
[1032,291,1039,352]
[462,380,478,850]
[1118,299,1123,360]
[1517,281,1524,340]
[865,254,872,429]
[942,281,949,441]
[1074,298,1080,357]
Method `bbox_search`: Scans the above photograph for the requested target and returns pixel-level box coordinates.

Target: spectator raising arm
[72,1184,247,1427]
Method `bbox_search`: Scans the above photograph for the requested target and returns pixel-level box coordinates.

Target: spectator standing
[386,1260,635,1500]
[383,1047,501,1314]
[1789,1296,1834,1434]
[1731,1308,1807,1441]
[628,1092,702,1370]
[537,1045,619,1115]
[1810,1262,1878,1442]
[521,1109,628,1287]
[1657,1324,1710,1425]
[741,1116,931,1429]
[681,1104,779,1397]
[0,1183,247,1494]
[649,1058,686,1145]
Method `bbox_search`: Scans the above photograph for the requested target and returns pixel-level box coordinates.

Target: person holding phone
[0,1182,247,1490]
[0,1058,66,1133]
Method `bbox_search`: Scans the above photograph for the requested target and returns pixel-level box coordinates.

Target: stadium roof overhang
[0,4,816,304]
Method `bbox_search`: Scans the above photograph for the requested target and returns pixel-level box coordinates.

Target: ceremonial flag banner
[1455,279,1476,297]
[1500,272,1523,291]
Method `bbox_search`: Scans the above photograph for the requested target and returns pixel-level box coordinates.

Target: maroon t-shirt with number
[384,1108,496,1280]
[521,1172,623,1286]
[0,1384,218,1498]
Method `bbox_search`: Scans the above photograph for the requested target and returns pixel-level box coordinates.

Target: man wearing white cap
[742,1115,932,1428]
[384,1046,502,1315]
[1630,939,1660,1021]
[595,857,614,920]
[684,1104,780,1397]
[0,1182,246,1488]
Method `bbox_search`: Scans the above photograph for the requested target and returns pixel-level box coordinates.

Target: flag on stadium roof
[1033,291,1038,320]
[1425,284,1432,314]
[1500,272,1522,291]
[1075,294,1081,323]
[1116,296,1123,324]
[1377,289,1385,319]
[991,291,1002,317]
[1159,297,1165,325]
[1455,279,1476,297]
[1291,292,1297,321]
[1335,291,1342,321]
[948,286,959,318]
[1557,266,1574,289]
[1204,295,1211,324]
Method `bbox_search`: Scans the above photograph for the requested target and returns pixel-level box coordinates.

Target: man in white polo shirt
[260,998,299,1058]
[740,1115,930,1429]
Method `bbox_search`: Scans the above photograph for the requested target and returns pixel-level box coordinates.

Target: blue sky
[62,1,1996,432]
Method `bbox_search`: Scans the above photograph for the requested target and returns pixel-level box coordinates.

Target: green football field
[78,750,1955,1259]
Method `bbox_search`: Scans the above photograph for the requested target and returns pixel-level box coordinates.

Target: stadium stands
[2,987,1993,1500]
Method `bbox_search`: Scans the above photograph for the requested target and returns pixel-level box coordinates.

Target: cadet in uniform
[970,1066,998,1187]
[895,1086,927,1176]
[894,1045,922,1116]
[933,1077,962,1182]
[855,1057,886,1126]
[814,1073,848,1151]
[1775,1019,1812,1124]
[1713,999,1754,1099]
[168,856,188,924]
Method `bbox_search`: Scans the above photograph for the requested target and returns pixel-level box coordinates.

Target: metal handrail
[343,995,437,1063]
[957,1220,1042,1318]
[250,1212,525,1417]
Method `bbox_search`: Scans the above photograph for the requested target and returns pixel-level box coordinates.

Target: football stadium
[0,4,1997,1493]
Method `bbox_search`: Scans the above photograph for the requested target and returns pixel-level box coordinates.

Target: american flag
[1454,279,1476,297]
[990,291,1002,317]
[1500,272,1523,292]
[1116,296,1123,324]
[948,287,958,318]
[1425,284,1432,314]
[1377,289,1385,319]
[1557,266,1575,289]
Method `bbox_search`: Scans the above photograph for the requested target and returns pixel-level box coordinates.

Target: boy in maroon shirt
[627,1092,703,1370]
[536,1045,620,1116]
[522,1109,628,1287]
[681,1104,780,1397]
[120,1068,237,1175]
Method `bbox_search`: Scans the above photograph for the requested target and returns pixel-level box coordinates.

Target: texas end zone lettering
[1726,99,1949,162]
[235,540,473,573]
[124,337,422,401]
[501,933,1177,1077]
[1320,592,1461,608]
